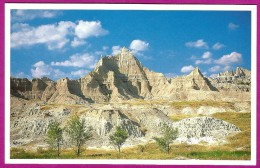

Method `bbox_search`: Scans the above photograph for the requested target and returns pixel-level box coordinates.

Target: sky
[10,9,251,80]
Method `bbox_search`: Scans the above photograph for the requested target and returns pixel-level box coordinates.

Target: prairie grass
[170,101,235,109]
[40,103,89,117]
[211,112,251,151]
[123,99,170,106]
[169,113,203,121]
[10,142,250,160]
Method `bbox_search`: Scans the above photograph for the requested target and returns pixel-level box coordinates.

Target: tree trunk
[77,143,81,157]
[117,145,121,158]
[57,142,60,157]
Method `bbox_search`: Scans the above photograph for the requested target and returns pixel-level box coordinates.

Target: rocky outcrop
[10,49,250,103]
[143,68,170,97]
[81,109,143,137]
[169,67,217,92]
[80,47,152,102]
[11,77,52,100]
[174,117,240,144]
[209,67,251,92]
[10,101,241,147]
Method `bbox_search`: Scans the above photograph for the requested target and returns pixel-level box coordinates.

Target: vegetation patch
[170,101,235,109]
[187,150,250,160]
[169,113,203,121]
[11,142,251,160]
[211,112,251,151]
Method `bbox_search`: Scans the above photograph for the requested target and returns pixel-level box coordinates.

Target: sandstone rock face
[11,77,53,100]
[41,83,56,101]
[170,67,217,92]
[209,67,251,92]
[9,48,250,148]
[11,77,32,99]
[10,49,251,103]
[80,47,152,102]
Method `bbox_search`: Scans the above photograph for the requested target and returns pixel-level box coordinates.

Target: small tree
[46,120,63,157]
[109,126,128,154]
[66,116,93,156]
[153,123,178,154]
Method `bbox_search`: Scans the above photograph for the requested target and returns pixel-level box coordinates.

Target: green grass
[211,112,251,151]
[11,142,251,160]
[187,151,250,160]
[169,113,204,121]
[170,101,235,109]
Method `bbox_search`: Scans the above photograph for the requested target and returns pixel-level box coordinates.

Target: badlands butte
[10,48,251,149]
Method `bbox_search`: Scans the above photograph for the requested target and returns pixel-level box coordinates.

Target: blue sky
[10,9,251,80]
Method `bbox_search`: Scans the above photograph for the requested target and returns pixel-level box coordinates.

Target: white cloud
[75,20,108,39]
[11,10,61,21]
[11,72,30,78]
[164,73,176,78]
[11,21,76,50]
[129,39,149,54]
[190,55,197,60]
[11,23,31,32]
[224,65,231,71]
[214,52,242,65]
[209,65,221,72]
[71,69,89,77]
[52,69,67,79]
[194,52,212,65]
[95,50,107,56]
[71,37,86,47]
[195,59,212,65]
[212,42,225,50]
[102,46,109,51]
[202,72,207,76]
[181,65,195,73]
[31,61,70,79]
[202,51,212,59]
[195,60,202,64]
[31,61,52,78]
[111,45,121,55]
[210,73,218,78]
[11,20,108,50]
[228,23,239,30]
[51,53,97,69]
[185,39,208,49]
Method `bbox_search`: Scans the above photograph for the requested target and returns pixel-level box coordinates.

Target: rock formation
[9,48,250,149]
[209,67,251,92]
[168,67,217,92]
[11,48,249,103]
[10,101,241,147]
[11,77,52,100]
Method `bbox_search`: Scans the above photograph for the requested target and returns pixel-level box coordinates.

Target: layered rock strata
[11,48,247,103]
